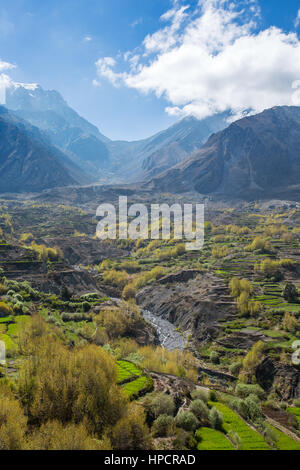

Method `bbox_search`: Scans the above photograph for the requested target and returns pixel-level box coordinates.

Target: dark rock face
[0,107,78,193]
[150,106,300,201]
[136,270,236,343]
[256,357,300,400]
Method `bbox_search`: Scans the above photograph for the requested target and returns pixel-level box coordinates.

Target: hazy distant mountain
[0,106,84,193]
[107,114,228,181]
[6,83,110,177]
[149,106,300,200]
[5,81,230,183]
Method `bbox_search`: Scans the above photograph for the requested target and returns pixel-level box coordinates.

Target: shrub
[209,407,223,431]
[150,393,175,418]
[119,261,140,273]
[210,351,220,364]
[103,270,129,288]
[235,383,265,400]
[212,246,229,258]
[111,405,152,450]
[246,236,272,253]
[209,390,217,402]
[152,414,173,437]
[240,341,265,379]
[0,302,13,317]
[189,399,209,422]
[229,361,242,375]
[81,301,91,313]
[176,411,198,431]
[20,233,34,243]
[191,389,209,403]
[229,277,252,298]
[260,259,280,278]
[122,284,136,300]
[0,391,27,450]
[0,283,7,295]
[282,312,299,333]
[28,420,109,450]
[238,397,263,424]
[283,283,298,302]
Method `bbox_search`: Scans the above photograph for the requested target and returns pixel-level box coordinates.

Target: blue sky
[1,0,300,140]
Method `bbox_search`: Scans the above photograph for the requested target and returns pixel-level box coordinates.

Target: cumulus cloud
[94,0,300,119]
[0,59,15,72]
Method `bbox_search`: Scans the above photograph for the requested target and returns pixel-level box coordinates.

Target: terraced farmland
[211,402,270,450]
[268,425,300,450]
[196,427,235,450]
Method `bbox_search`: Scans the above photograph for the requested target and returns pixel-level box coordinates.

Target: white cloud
[0,60,15,72]
[295,9,300,28]
[83,36,92,42]
[94,0,300,120]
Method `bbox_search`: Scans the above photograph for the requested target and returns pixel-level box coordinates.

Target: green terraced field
[116,360,142,383]
[269,425,300,450]
[211,402,270,450]
[0,333,16,351]
[196,427,235,450]
[122,376,149,397]
[287,408,300,429]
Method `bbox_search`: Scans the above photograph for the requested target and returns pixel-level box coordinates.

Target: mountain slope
[149,106,300,200]
[6,83,110,177]
[108,114,228,181]
[0,106,81,193]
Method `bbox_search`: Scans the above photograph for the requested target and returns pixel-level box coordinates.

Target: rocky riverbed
[141,309,187,351]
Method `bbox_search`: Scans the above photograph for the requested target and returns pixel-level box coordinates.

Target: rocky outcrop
[256,357,300,400]
[136,270,236,343]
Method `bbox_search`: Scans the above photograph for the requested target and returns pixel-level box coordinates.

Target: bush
[28,420,109,450]
[246,237,272,254]
[209,390,217,402]
[111,405,152,450]
[122,284,136,300]
[150,393,175,418]
[191,389,209,403]
[189,399,209,422]
[235,383,265,400]
[283,283,298,302]
[282,312,299,333]
[210,351,220,364]
[260,259,280,278]
[209,407,223,431]
[81,301,91,313]
[152,414,173,437]
[0,283,7,295]
[229,361,242,376]
[0,302,13,317]
[238,397,263,424]
[0,392,27,450]
[176,411,198,431]
[103,270,129,288]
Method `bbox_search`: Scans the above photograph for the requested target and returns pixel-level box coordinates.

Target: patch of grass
[211,402,270,450]
[268,425,300,450]
[0,333,16,351]
[0,316,12,323]
[122,376,148,397]
[287,408,300,429]
[196,427,235,450]
[116,360,142,384]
